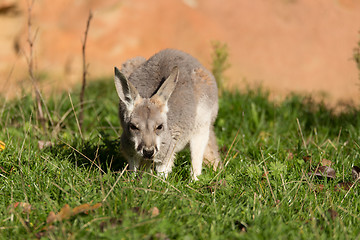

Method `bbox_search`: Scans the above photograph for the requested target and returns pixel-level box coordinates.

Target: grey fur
[114,49,220,180]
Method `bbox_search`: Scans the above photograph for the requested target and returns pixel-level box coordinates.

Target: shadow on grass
[48,136,128,173]
[44,132,194,181]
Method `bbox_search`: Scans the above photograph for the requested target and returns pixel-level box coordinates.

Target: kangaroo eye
[129,123,139,131]
[156,124,163,130]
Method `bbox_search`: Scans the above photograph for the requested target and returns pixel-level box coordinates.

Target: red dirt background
[1,0,360,105]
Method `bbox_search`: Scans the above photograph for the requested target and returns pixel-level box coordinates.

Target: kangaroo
[114,49,220,180]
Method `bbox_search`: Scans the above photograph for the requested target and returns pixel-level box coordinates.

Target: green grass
[0,79,360,239]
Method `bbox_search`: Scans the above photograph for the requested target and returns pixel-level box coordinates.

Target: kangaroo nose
[143,148,155,159]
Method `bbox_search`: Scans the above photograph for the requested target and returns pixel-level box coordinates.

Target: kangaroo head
[114,66,179,160]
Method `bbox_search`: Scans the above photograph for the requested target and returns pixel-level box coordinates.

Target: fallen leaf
[46,202,102,224]
[0,140,5,151]
[327,209,338,221]
[217,179,227,187]
[35,231,46,239]
[335,182,353,191]
[40,203,102,238]
[20,202,32,214]
[131,206,146,216]
[99,221,107,232]
[287,151,294,160]
[73,202,102,215]
[38,141,52,150]
[109,217,123,226]
[309,183,325,192]
[220,145,228,153]
[234,220,247,232]
[308,166,336,180]
[352,166,360,181]
[99,218,123,232]
[321,159,332,167]
[36,225,56,239]
[46,204,72,224]
[303,155,312,163]
[56,204,72,221]
[262,171,269,178]
[89,202,102,211]
[8,202,32,214]
[150,207,160,217]
[46,211,57,224]
[72,203,91,215]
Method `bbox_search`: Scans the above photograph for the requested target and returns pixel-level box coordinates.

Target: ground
[1,0,360,105]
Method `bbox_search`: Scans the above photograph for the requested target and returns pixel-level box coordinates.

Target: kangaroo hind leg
[203,126,221,170]
[190,125,210,181]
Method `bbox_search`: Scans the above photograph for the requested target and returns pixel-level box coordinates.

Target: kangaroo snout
[135,136,159,160]
[142,147,155,159]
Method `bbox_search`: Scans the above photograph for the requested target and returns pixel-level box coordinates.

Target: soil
[1,0,360,105]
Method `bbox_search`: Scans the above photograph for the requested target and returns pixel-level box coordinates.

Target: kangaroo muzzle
[142,147,155,159]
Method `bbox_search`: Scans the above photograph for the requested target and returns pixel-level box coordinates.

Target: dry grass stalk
[79,11,93,131]
[26,0,45,128]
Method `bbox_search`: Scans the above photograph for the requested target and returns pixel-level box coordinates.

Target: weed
[211,41,230,94]
[354,33,360,93]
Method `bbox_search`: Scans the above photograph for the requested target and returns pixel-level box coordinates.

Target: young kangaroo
[114,49,220,180]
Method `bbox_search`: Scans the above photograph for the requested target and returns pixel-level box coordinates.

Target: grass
[0,79,360,239]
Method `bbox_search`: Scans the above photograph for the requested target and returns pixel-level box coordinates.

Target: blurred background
[1,0,360,104]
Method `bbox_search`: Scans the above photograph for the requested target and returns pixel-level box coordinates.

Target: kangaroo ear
[114,66,140,110]
[152,66,179,104]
